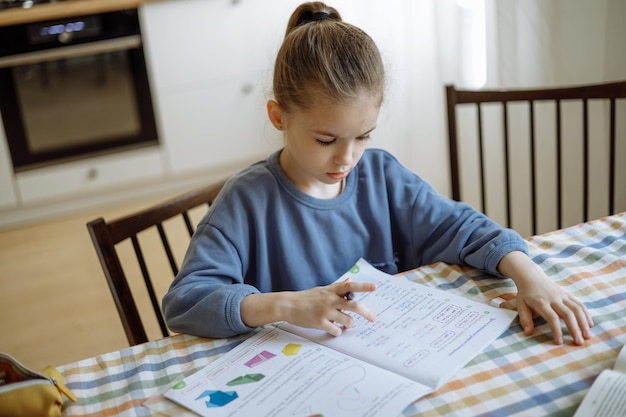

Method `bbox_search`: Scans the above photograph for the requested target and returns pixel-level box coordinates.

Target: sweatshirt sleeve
[374,150,528,275]
[408,180,528,275]
[162,223,259,338]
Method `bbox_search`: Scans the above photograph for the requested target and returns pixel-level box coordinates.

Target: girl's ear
[267,100,285,130]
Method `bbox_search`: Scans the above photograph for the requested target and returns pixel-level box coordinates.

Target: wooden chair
[87,181,225,346]
[446,80,626,236]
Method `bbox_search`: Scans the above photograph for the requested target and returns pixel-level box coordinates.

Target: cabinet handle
[241,83,253,95]
[86,168,98,180]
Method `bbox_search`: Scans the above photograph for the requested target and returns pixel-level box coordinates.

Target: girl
[163,2,593,345]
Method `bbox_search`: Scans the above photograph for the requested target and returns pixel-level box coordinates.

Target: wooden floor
[0,196,172,371]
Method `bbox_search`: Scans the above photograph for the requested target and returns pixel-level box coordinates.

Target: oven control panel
[27,15,101,44]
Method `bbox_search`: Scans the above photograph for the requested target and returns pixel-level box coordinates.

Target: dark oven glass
[0,9,158,171]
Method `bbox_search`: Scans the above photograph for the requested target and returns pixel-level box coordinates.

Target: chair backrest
[87,181,225,346]
[446,80,626,236]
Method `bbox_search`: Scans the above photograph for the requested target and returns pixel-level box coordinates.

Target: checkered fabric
[59,213,626,416]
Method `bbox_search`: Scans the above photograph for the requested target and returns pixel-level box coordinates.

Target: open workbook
[164,258,518,417]
[573,344,626,417]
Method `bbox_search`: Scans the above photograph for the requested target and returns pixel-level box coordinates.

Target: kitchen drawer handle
[0,35,142,68]
[241,83,253,95]
[86,168,98,180]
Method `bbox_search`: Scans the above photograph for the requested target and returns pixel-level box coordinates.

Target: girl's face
[268,94,381,199]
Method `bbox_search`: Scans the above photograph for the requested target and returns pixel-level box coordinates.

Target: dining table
[58,212,626,417]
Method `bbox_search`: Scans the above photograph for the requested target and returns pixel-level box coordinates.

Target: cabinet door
[157,77,278,174]
[140,0,291,90]
[141,0,292,175]
[0,118,17,209]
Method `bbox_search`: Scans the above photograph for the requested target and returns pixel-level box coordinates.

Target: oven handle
[0,35,142,68]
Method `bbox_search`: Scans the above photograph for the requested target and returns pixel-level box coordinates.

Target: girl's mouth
[327,171,349,181]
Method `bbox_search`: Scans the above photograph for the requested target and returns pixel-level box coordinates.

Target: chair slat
[609,98,616,214]
[131,235,169,339]
[183,212,195,237]
[583,98,589,222]
[446,86,461,201]
[529,100,537,235]
[502,102,511,228]
[476,103,486,213]
[157,223,178,276]
[556,99,563,229]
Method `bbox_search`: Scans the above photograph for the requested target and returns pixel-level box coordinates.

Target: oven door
[0,34,158,171]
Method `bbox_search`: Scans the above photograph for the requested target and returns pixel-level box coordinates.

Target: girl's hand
[241,279,377,336]
[283,278,377,336]
[498,251,594,345]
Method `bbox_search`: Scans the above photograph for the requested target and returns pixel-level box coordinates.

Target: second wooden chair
[87,181,225,346]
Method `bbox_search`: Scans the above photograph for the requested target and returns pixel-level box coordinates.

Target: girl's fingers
[563,298,593,342]
[341,300,376,323]
[336,280,377,297]
[541,307,565,345]
[516,298,536,336]
[320,320,343,337]
[552,302,581,345]
[521,293,593,345]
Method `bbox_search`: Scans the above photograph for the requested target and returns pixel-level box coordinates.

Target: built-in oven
[0,7,158,171]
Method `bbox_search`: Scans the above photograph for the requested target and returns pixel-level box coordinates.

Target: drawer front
[16,147,164,205]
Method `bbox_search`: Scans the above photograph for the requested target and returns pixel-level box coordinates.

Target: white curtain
[435,0,626,89]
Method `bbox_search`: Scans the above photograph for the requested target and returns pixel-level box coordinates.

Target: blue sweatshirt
[162,148,527,338]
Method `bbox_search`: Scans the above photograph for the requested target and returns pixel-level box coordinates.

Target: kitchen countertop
[0,0,161,27]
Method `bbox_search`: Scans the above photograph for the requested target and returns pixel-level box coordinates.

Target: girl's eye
[315,134,371,146]
[315,138,336,146]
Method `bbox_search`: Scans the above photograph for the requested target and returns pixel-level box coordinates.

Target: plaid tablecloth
[59,213,626,417]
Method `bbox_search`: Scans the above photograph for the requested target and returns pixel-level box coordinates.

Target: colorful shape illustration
[244,350,276,368]
[282,343,302,356]
[172,380,186,389]
[226,373,265,386]
[195,390,238,407]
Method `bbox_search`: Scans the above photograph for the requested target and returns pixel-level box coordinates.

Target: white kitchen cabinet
[155,77,277,174]
[0,117,17,210]
[140,0,291,91]
[140,0,293,175]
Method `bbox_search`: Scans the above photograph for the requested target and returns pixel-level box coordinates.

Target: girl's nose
[333,142,354,167]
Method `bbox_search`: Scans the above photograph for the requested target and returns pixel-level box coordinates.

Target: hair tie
[310,11,331,22]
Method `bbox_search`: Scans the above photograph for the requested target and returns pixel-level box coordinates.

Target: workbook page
[573,345,626,417]
[281,259,518,388]
[164,327,430,417]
